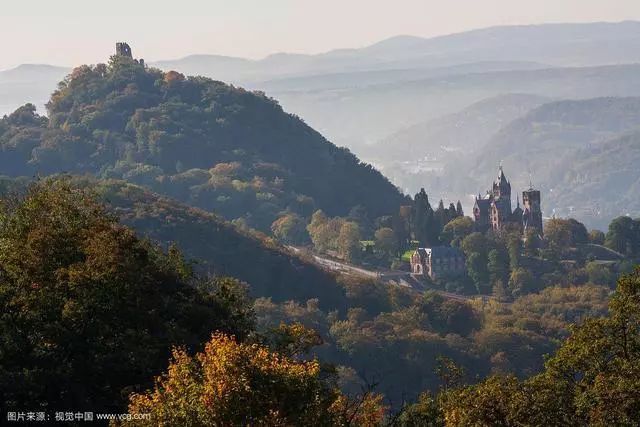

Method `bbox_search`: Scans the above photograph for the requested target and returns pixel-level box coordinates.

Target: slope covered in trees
[79,176,350,309]
[0,180,255,412]
[415,267,640,426]
[2,177,636,422]
[0,53,405,232]
[0,175,355,310]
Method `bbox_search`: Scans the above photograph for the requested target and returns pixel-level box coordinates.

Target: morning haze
[1,2,640,424]
[2,0,640,69]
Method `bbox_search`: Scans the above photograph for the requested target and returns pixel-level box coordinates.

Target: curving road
[287,246,476,302]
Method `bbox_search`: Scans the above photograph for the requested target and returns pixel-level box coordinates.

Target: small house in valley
[410,246,465,279]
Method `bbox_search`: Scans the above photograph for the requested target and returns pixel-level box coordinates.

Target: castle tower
[522,187,543,234]
[115,42,133,58]
[492,166,512,204]
[490,166,512,230]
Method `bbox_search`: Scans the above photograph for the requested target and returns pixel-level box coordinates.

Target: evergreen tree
[456,200,464,217]
[392,213,411,252]
[412,188,439,246]
[448,202,458,223]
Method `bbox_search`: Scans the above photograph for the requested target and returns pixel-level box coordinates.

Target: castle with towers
[472,166,543,234]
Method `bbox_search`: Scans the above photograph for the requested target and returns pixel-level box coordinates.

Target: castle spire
[497,162,508,184]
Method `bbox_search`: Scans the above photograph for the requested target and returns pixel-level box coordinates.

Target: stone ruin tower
[522,186,543,234]
[114,42,144,67]
[116,42,133,58]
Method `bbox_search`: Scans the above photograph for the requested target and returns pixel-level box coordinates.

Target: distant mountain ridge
[272,62,640,153]
[0,64,69,117]
[4,21,640,117]
[155,21,640,82]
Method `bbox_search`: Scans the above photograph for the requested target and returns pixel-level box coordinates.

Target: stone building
[473,166,542,234]
[114,42,145,67]
[522,187,543,232]
[410,246,465,279]
[116,42,133,58]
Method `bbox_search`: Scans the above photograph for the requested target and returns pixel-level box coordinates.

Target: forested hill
[0,54,406,230]
[0,175,354,311]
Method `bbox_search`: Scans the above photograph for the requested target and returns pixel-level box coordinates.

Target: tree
[440,216,474,247]
[505,231,522,270]
[523,227,541,257]
[398,392,444,426]
[307,210,331,252]
[337,221,361,262]
[605,216,640,257]
[435,199,447,230]
[545,218,589,249]
[375,227,398,256]
[392,212,411,252]
[348,205,374,237]
[492,280,511,302]
[0,179,254,411]
[440,268,640,425]
[460,232,488,255]
[440,375,522,426]
[508,267,535,296]
[271,213,309,245]
[412,188,438,246]
[466,253,490,293]
[542,267,640,424]
[461,233,491,293]
[585,261,614,287]
[124,333,386,426]
[456,200,464,217]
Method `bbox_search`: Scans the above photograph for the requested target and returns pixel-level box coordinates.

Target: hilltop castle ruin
[114,42,144,67]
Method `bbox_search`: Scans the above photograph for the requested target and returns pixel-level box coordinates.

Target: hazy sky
[2,0,640,69]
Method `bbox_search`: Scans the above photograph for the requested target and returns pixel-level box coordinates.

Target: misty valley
[1,17,640,427]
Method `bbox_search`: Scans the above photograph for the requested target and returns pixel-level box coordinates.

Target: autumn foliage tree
[439,267,640,425]
[123,333,386,426]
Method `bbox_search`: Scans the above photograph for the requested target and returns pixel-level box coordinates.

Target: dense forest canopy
[0,54,406,231]
[0,180,255,411]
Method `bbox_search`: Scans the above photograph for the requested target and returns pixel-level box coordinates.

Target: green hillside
[0,175,350,310]
[0,54,405,231]
[89,177,350,309]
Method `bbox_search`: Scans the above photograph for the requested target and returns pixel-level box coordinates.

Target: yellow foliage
[122,333,385,426]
